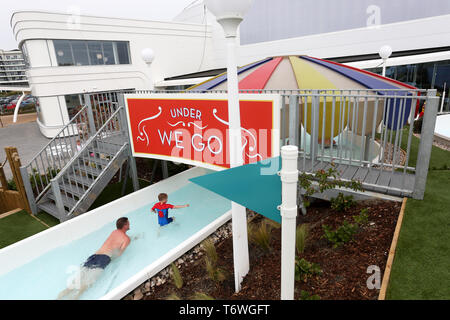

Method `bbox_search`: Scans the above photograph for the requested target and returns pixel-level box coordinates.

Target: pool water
[0,182,231,300]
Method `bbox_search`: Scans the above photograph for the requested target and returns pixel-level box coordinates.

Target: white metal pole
[279,145,298,300]
[146,63,154,91]
[226,35,250,293]
[382,58,387,77]
[13,91,26,123]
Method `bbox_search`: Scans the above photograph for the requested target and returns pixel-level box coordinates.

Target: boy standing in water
[151,193,189,226]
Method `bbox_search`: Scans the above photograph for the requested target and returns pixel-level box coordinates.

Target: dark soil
[143,199,401,300]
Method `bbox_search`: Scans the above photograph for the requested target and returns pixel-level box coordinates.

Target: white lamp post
[379,45,392,77]
[141,48,155,90]
[205,0,253,293]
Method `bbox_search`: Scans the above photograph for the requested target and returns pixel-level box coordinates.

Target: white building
[11,0,450,137]
[0,49,28,90]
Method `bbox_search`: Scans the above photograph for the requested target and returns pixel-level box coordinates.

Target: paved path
[0,120,49,179]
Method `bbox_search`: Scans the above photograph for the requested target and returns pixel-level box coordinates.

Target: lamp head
[379,45,392,60]
[141,48,155,64]
[204,0,254,37]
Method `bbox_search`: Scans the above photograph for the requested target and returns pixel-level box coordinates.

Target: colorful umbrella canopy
[188,56,418,139]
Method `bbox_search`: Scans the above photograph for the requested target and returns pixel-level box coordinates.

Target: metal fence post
[118,94,139,192]
[84,94,97,135]
[288,95,299,146]
[20,166,38,215]
[51,179,66,222]
[311,91,319,164]
[413,89,439,199]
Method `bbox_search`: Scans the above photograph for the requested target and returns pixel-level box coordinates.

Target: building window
[54,40,131,67]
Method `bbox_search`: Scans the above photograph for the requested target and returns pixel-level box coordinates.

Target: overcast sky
[1,0,196,49]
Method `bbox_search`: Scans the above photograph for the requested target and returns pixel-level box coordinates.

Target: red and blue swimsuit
[151,202,174,226]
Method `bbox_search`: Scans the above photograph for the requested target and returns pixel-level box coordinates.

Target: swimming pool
[0,168,231,300]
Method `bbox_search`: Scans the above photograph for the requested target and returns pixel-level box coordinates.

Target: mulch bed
[143,199,401,300]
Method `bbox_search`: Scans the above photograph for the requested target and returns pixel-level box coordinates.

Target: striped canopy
[188,56,418,138]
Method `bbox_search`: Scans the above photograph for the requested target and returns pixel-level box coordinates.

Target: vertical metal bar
[20,166,38,214]
[288,95,299,146]
[51,179,66,221]
[84,94,96,136]
[368,96,379,167]
[330,96,336,161]
[413,90,438,199]
[310,91,319,171]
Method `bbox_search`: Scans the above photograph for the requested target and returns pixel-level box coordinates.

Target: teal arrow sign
[189,157,282,223]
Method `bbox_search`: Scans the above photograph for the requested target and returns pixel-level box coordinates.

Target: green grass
[386,129,450,299]
[0,178,150,249]
[399,127,450,170]
[0,211,59,249]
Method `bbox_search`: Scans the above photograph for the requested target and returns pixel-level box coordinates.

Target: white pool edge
[100,210,232,300]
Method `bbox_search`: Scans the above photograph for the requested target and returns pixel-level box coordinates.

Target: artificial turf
[386,130,450,299]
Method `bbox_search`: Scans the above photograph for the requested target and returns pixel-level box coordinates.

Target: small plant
[322,221,358,248]
[295,257,322,282]
[299,290,320,300]
[330,193,356,212]
[202,239,227,283]
[202,239,218,264]
[248,219,273,252]
[296,224,309,256]
[165,292,181,300]
[190,292,215,300]
[7,178,17,191]
[170,263,183,289]
[353,208,369,226]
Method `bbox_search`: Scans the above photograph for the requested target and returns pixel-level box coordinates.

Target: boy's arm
[172,204,189,209]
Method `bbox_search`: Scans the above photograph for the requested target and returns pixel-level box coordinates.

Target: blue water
[0,183,231,300]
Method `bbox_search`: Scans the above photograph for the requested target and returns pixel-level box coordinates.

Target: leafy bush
[353,208,369,226]
[295,257,322,282]
[296,224,309,256]
[170,263,183,289]
[248,219,273,252]
[299,290,320,300]
[330,193,356,212]
[322,221,358,248]
[7,178,17,191]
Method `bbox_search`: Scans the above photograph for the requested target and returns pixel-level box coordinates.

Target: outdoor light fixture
[141,48,155,65]
[141,48,155,90]
[379,45,392,77]
[204,0,253,37]
[204,0,254,294]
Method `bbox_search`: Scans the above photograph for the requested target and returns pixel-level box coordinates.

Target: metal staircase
[20,92,138,222]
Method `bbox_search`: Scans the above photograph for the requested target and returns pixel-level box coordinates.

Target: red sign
[124,94,280,170]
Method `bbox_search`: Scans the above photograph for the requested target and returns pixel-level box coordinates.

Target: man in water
[57,217,131,300]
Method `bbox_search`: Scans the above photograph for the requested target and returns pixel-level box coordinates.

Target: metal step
[73,164,103,177]
[46,191,78,209]
[37,200,68,219]
[58,181,87,199]
[66,172,95,187]
[77,155,110,168]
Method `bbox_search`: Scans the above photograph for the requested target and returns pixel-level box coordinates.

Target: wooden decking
[298,158,416,198]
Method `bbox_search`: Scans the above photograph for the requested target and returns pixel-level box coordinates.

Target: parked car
[6,100,17,110]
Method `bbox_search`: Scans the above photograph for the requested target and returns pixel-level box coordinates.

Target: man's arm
[117,236,131,256]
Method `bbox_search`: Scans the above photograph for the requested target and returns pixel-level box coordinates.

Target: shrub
[299,290,321,300]
[322,221,358,248]
[202,239,227,283]
[353,208,369,226]
[190,292,215,300]
[202,239,218,265]
[248,219,273,252]
[7,178,17,191]
[170,263,183,289]
[330,193,356,212]
[295,257,322,282]
[296,224,309,256]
